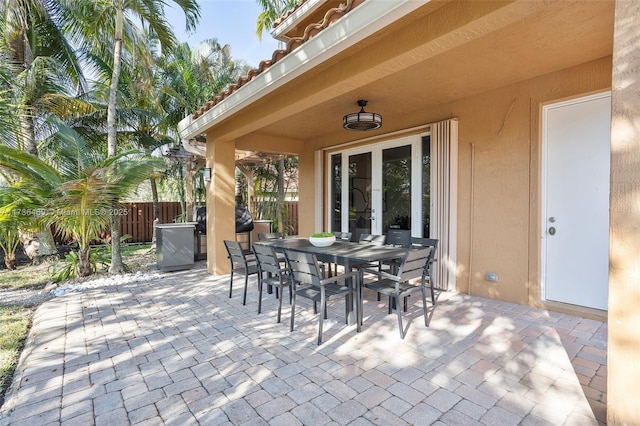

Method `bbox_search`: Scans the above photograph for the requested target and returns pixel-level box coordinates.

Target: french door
[329,135,426,241]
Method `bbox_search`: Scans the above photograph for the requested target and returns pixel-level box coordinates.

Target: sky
[165,0,281,68]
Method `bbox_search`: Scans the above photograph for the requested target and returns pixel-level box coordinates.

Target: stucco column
[608,1,640,423]
[297,143,317,237]
[206,139,236,274]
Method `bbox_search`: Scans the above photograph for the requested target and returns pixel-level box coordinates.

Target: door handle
[548,227,556,235]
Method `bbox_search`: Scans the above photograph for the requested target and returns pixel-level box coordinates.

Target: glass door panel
[381,145,411,232]
[330,154,342,232]
[422,135,431,237]
[348,152,372,242]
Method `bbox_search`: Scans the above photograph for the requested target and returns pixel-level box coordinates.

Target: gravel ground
[0,287,55,307]
[0,252,159,307]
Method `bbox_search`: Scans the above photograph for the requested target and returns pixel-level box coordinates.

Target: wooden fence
[119,202,182,243]
[115,201,298,243]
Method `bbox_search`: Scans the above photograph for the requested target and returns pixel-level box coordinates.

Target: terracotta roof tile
[273,0,309,28]
[191,0,366,119]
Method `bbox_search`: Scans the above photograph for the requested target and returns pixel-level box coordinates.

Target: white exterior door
[542,92,611,311]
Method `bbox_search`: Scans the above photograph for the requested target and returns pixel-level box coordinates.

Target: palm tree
[0,0,87,156]
[0,141,162,277]
[155,39,249,220]
[0,191,38,270]
[157,39,247,131]
[0,0,92,260]
[255,0,298,41]
[69,0,200,273]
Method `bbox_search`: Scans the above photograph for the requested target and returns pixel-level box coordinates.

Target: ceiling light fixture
[343,99,382,131]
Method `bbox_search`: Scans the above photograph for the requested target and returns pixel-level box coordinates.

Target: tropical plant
[0,0,94,260]
[68,0,199,273]
[0,192,38,270]
[0,142,162,278]
[154,39,249,220]
[255,0,299,41]
[249,157,298,232]
[0,0,88,156]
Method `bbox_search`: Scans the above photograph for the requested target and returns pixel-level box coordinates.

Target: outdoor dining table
[255,238,410,325]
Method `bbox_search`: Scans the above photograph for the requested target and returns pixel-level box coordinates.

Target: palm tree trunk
[78,246,92,277]
[4,253,16,270]
[19,106,56,259]
[150,176,160,220]
[19,108,38,156]
[108,4,125,274]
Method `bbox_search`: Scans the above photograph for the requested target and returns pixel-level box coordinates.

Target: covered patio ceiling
[194,0,613,148]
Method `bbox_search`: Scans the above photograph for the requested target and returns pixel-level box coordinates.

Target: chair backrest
[358,233,386,246]
[410,237,438,250]
[410,237,438,272]
[253,244,283,276]
[396,248,433,282]
[332,231,353,241]
[385,229,412,247]
[258,232,284,241]
[224,240,248,265]
[284,250,323,287]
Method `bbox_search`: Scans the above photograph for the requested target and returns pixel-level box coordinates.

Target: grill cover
[193,206,254,234]
[235,205,254,233]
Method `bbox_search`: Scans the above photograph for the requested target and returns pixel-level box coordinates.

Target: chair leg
[318,292,325,345]
[290,291,297,332]
[229,271,234,299]
[277,285,284,323]
[421,285,429,327]
[388,296,393,314]
[355,287,361,333]
[360,283,364,327]
[429,275,436,305]
[396,292,405,339]
[257,275,263,314]
[242,274,249,305]
[344,295,349,325]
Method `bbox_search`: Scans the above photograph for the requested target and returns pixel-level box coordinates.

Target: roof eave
[271,0,330,42]
[177,0,430,143]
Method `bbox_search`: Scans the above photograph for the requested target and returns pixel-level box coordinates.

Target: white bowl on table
[309,235,336,247]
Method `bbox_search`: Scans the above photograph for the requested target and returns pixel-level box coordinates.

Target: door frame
[540,90,611,307]
[326,134,425,236]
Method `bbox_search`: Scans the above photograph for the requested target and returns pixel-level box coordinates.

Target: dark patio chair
[410,237,439,305]
[354,233,387,286]
[385,229,412,247]
[284,249,360,345]
[380,229,412,274]
[383,236,439,308]
[253,244,292,323]
[332,231,353,242]
[360,247,433,339]
[323,231,353,277]
[224,240,259,306]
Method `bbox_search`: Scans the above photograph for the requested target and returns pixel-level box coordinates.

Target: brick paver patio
[0,262,607,425]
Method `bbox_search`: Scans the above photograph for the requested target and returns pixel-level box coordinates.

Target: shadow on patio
[0,262,606,425]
